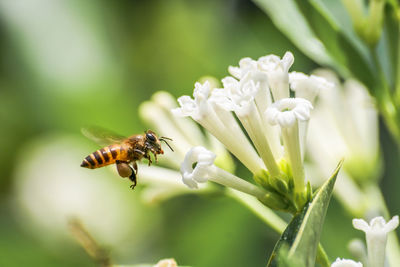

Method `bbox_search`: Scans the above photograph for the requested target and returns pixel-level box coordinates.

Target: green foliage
[252,0,337,69]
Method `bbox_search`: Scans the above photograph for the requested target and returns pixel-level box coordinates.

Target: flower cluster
[173,52,333,212]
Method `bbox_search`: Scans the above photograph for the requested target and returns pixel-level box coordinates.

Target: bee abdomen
[81,145,121,169]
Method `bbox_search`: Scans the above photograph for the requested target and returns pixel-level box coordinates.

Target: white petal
[182,175,199,189]
[193,81,211,100]
[277,111,296,127]
[282,51,294,71]
[289,71,333,103]
[352,218,370,232]
[228,57,258,79]
[384,215,399,232]
[228,66,241,79]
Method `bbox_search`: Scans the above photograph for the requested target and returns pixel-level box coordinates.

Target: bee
[80,127,173,189]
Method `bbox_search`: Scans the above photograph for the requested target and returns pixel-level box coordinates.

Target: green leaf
[253,0,378,90]
[267,160,343,267]
[275,245,304,267]
[293,0,376,90]
[251,0,337,68]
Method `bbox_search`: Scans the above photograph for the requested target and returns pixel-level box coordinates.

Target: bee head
[144,130,173,154]
[145,130,163,154]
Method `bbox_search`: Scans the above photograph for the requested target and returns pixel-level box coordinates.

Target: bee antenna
[160,136,173,141]
[160,138,174,152]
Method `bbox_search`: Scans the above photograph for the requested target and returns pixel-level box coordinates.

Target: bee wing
[81,126,127,146]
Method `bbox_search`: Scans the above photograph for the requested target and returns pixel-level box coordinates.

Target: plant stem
[209,166,268,200]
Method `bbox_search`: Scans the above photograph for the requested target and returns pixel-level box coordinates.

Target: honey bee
[80,127,173,189]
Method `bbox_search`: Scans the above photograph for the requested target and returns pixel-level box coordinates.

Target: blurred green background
[0,0,399,266]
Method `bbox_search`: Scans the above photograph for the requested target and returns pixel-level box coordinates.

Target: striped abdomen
[81,144,129,169]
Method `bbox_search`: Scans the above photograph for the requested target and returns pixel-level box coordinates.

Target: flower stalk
[281,122,305,194]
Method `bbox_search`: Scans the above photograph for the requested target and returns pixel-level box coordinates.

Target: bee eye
[146,133,156,142]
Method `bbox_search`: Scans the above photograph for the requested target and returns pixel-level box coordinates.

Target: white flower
[265,98,312,200]
[266,98,313,128]
[289,71,333,103]
[180,146,216,189]
[180,147,268,199]
[228,57,259,80]
[172,81,212,120]
[258,51,294,100]
[331,258,363,267]
[218,75,260,116]
[353,216,399,267]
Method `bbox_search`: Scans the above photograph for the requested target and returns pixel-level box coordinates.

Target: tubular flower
[173,81,213,121]
[289,71,333,104]
[181,146,270,202]
[180,146,216,189]
[266,98,313,204]
[257,51,294,101]
[353,216,399,267]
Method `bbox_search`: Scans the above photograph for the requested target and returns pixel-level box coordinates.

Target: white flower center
[180,146,216,189]
[266,98,313,128]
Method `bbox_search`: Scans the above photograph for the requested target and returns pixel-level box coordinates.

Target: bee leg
[134,149,145,156]
[154,153,158,163]
[129,162,138,190]
[129,172,137,189]
[143,151,153,166]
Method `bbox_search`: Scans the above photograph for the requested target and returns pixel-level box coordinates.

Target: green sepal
[253,169,271,190]
[258,191,295,213]
[272,178,289,195]
[278,158,292,182]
